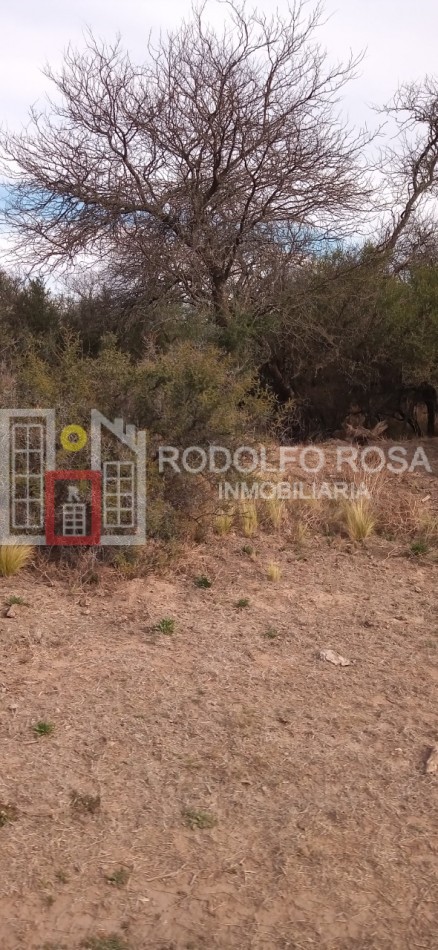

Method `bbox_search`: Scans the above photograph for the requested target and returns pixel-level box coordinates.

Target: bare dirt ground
[1,444,438,950]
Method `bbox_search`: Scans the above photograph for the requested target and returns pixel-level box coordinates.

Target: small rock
[319,649,351,667]
[425,744,438,774]
[5,606,16,619]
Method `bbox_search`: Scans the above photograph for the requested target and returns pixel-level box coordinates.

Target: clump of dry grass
[239,500,258,537]
[214,511,234,535]
[111,547,143,578]
[294,518,312,543]
[289,498,324,541]
[343,498,375,541]
[266,561,282,581]
[0,544,33,577]
[359,468,438,544]
[416,510,438,543]
[264,498,284,531]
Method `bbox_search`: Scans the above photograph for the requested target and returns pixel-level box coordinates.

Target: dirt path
[0,527,437,949]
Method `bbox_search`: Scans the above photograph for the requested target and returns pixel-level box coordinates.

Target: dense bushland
[1,252,437,442]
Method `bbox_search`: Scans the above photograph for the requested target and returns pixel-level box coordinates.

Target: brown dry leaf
[319,649,351,667]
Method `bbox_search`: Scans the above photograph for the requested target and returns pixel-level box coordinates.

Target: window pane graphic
[103,461,134,528]
[11,424,44,529]
[62,503,87,536]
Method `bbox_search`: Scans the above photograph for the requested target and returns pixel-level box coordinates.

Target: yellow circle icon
[60,424,88,452]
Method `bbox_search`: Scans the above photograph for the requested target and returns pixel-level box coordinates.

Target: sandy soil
[0,447,437,949]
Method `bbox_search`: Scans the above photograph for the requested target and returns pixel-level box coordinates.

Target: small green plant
[234,597,250,609]
[194,575,212,589]
[41,942,68,950]
[33,721,54,737]
[242,544,254,556]
[105,867,130,888]
[266,561,282,581]
[263,627,279,640]
[55,869,69,884]
[5,594,29,607]
[153,617,175,635]
[410,539,429,556]
[70,791,101,815]
[183,807,217,830]
[0,544,33,577]
[0,802,18,827]
[81,936,129,950]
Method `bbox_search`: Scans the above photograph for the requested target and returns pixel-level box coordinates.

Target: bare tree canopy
[3,1,438,325]
[376,77,438,267]
[1,0,373,322]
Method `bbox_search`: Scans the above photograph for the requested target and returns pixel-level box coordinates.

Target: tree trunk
[211,275,229,328]
[424,388,436,437]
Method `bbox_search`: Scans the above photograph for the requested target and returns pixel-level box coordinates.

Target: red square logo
[45,471,101,545]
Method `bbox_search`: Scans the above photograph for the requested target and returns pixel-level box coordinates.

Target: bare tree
[377,77,438,266]
[1,1,371,325]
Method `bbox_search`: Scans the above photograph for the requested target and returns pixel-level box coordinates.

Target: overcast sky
[1,0,437,134]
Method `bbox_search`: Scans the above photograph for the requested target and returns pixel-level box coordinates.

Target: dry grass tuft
[214,511,234,535]
[416,510,438,543]
[266,561,282,581]
[288,497,327,541]
[343,498,375,541]
[294,519,311,544]
[264,498,284,531]
[239,500,258,537]
[0,544,33,577]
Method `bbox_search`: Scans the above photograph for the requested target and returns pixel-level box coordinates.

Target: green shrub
[134,341,272,446]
